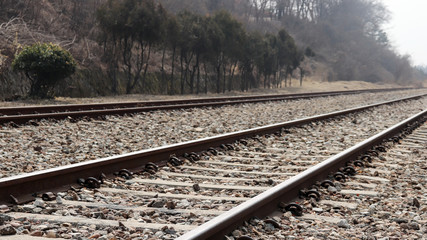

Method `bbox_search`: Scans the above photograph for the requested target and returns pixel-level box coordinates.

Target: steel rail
[0,88,412,119]
[0,94,424,205]
[0,94,347,125]
[177,109,427,240]
[0,92,352,124]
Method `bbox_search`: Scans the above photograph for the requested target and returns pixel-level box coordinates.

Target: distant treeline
[159,0,425,85]
[96,0,310,95]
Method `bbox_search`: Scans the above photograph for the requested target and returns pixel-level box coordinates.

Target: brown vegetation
[0,0,425,100]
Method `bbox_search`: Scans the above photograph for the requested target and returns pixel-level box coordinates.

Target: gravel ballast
[0,91,425,239]
[0,89,425,179]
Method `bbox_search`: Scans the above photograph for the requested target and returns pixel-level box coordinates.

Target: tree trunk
[170,46,176,95]
[228,61,237,92]
[203,63,209,94]
[222,63,226,93]
[284,73,287,87]
[196,55,200,94]
[216,63,221,94]
[299,67,304,86]
[180,53,184,95]
[161,46,167,94]
[140,43,152,92]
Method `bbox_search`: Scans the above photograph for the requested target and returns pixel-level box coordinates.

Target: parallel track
[0,88,412,124]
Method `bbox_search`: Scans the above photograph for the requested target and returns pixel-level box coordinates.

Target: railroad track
[214,113,427,240]
[0,88,413,125]
[0,94,425,239]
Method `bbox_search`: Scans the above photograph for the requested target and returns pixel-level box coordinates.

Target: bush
[12,42,77,98]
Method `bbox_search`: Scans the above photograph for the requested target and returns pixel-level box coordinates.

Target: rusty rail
[0,88,414,124]
[177,110,427,240]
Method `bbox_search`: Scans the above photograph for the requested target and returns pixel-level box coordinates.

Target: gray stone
[334,182,342,191]
[337,219,350,228]
[22,204,35,211]
[0,214,11,225]
[0,225,17,235]
[312,207,323,213]
[328,186,337,193]
[178,199,191,208]
[92,212,105,219]
[408,222,420,230]
[148,199,166,208]
[231,230,241,238]
[393,218,408,224]
[33,199,46,208]
[32,207,43,213]
[56,196,63,204]
[265,223,275,231]
[154,230,164,238]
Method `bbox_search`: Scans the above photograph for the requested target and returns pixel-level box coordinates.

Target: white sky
[382,0,427,66]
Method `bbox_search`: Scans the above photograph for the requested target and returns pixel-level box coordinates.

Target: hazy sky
[383,0,427,66]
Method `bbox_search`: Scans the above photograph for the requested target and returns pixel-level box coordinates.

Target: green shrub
[12,42,77,98]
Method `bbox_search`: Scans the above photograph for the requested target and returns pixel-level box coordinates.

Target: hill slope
[0,0,425,99]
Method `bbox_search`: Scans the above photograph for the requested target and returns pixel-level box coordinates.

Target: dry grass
[0,79,404,107]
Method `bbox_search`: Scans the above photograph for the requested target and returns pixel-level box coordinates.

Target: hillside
[0,0,425,100]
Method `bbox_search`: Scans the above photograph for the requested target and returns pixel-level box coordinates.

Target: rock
[231,230,241,238]
[327,186,337,194]
[408,222,420,230]
[0,214,11,225]
[70,192,80,201]
[0,225,16,235]
[282,211,293,220]
[56,196,63,204]
[312,208,323,213]
[179,199,191,208]
[412,198,420,208]
[62,222,72,228]
[194,128,204,132]
[35,225,49,231]
[0,205,9,213]
[33,146,43,152]
[33,207,43,213]
[265,223,276,231]
[92,212,105,219]
[368,205,376,215]
[334,182,342,191]
[379,212,391,219]
[400,223,410,230]
[337,219,350,228]
[154,230,164,238]
[34,199,46,208]
[148,199,165,208]
[393,218,408,224]
[89,233,101,239]
[165,201,175,209]
[46,230,57,238]
[193,183,201,192]
[9,221,21,228]
[163,227,176,235]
